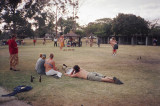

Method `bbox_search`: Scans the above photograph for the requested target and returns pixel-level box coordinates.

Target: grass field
[0,39,160,106]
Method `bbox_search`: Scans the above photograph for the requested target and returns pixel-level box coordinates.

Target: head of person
[39,54,42,58]
[112,37,115,40]
[49,53,54,59]
[11,35,16,40]
[42,54,46,59]
[73,65,80,73]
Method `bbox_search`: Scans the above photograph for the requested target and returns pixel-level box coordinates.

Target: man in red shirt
[8,35,19,71]
[33,39,36,46]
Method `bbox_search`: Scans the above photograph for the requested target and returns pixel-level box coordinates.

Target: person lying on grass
[64,65,123,85]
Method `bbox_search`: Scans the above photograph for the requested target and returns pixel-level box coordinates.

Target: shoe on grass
[113,77,123,85]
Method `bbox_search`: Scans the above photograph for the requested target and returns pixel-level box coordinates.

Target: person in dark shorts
[65,65,123,84]
[110,37,118,56]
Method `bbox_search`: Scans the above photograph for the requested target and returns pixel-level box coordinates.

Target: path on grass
[0,87,31,106]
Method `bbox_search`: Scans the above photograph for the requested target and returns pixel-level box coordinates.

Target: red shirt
[8,39,18,54]
[33,40,36,43]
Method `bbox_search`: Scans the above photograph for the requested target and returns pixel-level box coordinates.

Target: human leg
[46,69,62,77]
[55,42,57,47]
[10,54,19,71]
[87,72,103,81]
[101,77,114,83]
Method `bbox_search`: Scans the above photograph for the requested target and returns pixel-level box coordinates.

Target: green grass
[0,39,160,106]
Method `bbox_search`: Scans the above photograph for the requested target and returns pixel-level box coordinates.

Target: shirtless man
[110,37,118,56]
[65,65,123,84]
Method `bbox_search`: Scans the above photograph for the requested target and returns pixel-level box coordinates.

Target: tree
[0,0,22,33]
[63,17,79,34]
[83,18,113,37]
[0,0,79,38]
[112,13,149,36]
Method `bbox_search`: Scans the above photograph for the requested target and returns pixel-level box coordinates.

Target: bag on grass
[1,85,32,97]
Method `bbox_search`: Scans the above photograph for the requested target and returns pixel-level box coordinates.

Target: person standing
[43,37,46,45]
[59,35,64,50]
[90,36,93,47]
[85,37,89,46]
[7,35,19,71]
[97,37,101,47]
[110,37,118,56]
[153,38,157,46]
[54,37,58,47]
[33,39,36,46]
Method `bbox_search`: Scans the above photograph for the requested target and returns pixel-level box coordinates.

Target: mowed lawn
[0,39,160,106]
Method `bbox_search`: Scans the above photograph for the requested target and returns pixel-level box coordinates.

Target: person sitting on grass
[35,54,46,75]
[44,53,62,78]
[65,65,123,85]
[35,54,42,70]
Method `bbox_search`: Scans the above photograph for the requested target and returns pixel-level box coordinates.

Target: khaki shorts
[87,72,106,82]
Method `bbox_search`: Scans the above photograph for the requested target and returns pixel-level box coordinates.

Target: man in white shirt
[54,37,58,47]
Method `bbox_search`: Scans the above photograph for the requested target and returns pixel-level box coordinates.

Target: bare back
[74,68,89,79]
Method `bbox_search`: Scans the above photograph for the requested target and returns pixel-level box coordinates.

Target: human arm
[64,73,77,78]
[52,61,57,70]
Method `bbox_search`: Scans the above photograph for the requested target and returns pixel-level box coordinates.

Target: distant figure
[33,39,36,46]
[59,35,64,50]
[21,39,25,45]
[43,37,46,45]
[85,37,89,46]
[44,53,62,78]
[35,54,46,75]
[110,37,118,56]
[67,41,71,47]
[54,37,58,47]
[153,38,157,46]
[69,37,73,46]
[90,36,93,47]
[97,37,101,47]
[7,35,19,71]
[65,65,123,84]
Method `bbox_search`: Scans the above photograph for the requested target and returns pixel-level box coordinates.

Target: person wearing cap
[44,53,62,78]
[7,35,19,71]
[35,54,46,75]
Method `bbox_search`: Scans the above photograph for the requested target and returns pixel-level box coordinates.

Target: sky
[76,0,160,26]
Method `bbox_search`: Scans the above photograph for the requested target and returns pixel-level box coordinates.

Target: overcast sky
[76,0,160,25]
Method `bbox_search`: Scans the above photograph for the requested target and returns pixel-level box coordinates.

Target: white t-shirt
[54,38,57,42]
[65,68,73,75]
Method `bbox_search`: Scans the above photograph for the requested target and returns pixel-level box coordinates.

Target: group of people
[35,53,123,84]
[35,53,62,78]
[8,34,122,84]
[85,37,93,47]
